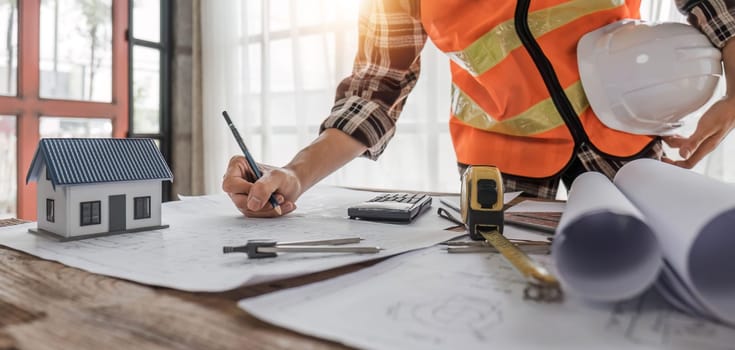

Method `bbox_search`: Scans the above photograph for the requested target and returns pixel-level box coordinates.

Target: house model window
[80,201,101,226]
[25,138,173,241]
[134,196,151,219]
[46,199,54,222]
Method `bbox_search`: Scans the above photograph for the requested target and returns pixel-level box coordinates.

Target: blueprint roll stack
[554,159,735,326]
[552,172,662,302]
[614,159,735,325]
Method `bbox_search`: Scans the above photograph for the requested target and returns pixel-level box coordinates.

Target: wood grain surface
[0,219,381,350]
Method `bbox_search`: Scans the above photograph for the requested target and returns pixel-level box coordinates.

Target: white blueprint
[0,187,461,292]
[240,246,735,350]
[553,172,662,301]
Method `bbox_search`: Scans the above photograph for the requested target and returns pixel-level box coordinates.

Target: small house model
[25,138,173,241]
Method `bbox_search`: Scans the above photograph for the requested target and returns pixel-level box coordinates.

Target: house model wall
[26,138,173,241]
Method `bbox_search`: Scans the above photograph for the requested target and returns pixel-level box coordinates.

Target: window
[0,0,129,220]
[80,201,101,226]
[46,199,54,222]
[45,165,51,181]
[133,196,150,219]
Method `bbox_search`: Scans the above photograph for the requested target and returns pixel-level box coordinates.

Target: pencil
[222,111,282,215]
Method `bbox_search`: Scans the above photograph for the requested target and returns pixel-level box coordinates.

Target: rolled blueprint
[615,159,735,325]
[553,172,662,302]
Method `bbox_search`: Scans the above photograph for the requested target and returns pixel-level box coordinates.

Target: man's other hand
[663,97,735,169]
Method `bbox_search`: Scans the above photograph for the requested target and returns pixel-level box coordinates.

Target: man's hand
[664,38,735,169]
[221,128,368,218]
[221,156,302,218]
[663,97,735,169]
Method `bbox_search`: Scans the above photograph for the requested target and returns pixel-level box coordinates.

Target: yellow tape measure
[461,165,562,302]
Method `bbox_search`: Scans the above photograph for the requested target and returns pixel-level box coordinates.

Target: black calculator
[348,193,433,223]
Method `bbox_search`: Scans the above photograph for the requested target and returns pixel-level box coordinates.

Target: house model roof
[26,138,173,187]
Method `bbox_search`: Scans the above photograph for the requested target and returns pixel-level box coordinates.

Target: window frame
[80,200,101,226]
[133,195,150,219]
[128,0,172,201]
[0,0,130,220]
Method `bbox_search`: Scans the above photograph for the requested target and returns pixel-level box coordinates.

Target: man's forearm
[284,128,368,194]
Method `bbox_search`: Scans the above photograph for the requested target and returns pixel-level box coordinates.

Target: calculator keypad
[368,193,428,204]
[349,193,433,222]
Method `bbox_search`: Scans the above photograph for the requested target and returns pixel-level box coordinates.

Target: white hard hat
[578,20,722,135]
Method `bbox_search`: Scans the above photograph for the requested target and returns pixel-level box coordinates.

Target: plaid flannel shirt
[320,0,735,160]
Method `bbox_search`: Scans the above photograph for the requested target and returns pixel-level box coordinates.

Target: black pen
[222,111,282,215]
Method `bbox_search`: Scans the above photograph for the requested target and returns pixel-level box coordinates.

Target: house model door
[109,195,126,232]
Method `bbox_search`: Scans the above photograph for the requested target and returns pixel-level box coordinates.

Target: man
[223,0,735,217]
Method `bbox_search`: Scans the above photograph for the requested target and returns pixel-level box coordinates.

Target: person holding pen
[222,0,735,217]
[222,111,282,216]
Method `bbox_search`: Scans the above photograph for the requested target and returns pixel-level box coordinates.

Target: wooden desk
[0,218,373,350]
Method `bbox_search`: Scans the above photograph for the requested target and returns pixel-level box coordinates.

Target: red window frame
[0,0,129,220]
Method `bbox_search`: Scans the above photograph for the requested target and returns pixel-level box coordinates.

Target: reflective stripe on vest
[452,81,589,136]
[447,0,625,76]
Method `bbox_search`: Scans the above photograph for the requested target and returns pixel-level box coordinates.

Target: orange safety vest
[421,0,654,178]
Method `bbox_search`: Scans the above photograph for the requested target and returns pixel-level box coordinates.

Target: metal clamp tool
[223,237,383,259]
[460,165,563,302]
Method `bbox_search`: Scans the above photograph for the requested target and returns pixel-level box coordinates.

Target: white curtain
[201,0,735,196]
